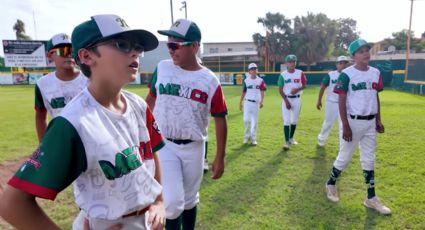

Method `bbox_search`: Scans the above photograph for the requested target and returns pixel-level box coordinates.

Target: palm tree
[13,19,31,40]
[293,13,336,70]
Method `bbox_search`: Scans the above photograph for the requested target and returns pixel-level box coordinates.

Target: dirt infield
[0,158,26,195]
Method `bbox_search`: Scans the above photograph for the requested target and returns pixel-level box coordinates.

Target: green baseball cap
[285,54,297,62]
[348,39,373,55]
[46,33,71,51]
[158,19,201,42]
[71,14,158,61]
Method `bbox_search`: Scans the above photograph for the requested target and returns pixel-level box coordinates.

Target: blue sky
[1,0,424,55]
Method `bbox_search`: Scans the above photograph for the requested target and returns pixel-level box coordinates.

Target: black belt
[167,138,193,145]
[350,114,376,120]
[287,95,300,98]
[246,99,256,103]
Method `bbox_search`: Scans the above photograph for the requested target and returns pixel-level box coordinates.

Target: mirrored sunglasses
[166,41,194,51]
[51,46,72,57]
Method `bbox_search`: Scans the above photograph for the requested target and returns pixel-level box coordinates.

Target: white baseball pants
[333,117,377,171]
[243,100,260,141]
[159,140,205,219]
[282,97,301,125]
[318,100,339,142]
[72,210,149,230]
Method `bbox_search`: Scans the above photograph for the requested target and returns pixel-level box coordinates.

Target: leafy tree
[293,12,337,70]
[13,19,31,40]
[384,30,423,52]
[253,12,293,71]
[333,18,360,56]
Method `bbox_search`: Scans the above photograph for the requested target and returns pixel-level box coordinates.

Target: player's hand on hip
[83,218,122,230]
[211,157,225,180]
[290,88,298,95]
[376,121,385,133]
[316,101,322,110]
[148,200,166,230]
[342,125,352,142]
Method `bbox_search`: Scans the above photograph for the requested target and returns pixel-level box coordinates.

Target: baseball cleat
[243,138,249,144]
[317,139,325,147]
[325,184,339,202]
[363,196,391,215]
[289,139,298,145]
[203,159,209,174]
[252,140,257,146]
[283,142,290,150]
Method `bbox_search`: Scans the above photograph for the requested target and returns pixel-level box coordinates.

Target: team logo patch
[25,146,45,169]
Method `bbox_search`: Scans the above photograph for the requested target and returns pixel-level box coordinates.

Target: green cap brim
[109,30,159,52]
[157,30,187,41]
[351,43,374,55]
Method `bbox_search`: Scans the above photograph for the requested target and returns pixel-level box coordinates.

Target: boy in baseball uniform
[316,56,349,147]
[325,39,391,215]
[239,63,266,145]
[0,14,166,229]
[277,55,307,150]
[35,33,88,142]
[145,19,228,230]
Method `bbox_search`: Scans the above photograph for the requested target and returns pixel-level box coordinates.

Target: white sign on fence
[3,40,48,67]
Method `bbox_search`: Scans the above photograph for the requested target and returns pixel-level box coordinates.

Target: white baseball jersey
[321,70,340,102]
[243,76,266,102]
[334,65,383,116]
[277,69,307,96]
[35,71,88,117]
[149,59,228,141]
[9,88,165,220]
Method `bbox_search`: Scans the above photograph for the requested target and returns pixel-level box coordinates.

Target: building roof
[201,50,258,58]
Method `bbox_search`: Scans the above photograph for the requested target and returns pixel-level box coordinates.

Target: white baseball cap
[46,33,71,51]
[337,56,350,62]
[158,19,202,42]
[248,63,258,70]
[71,14,158,61]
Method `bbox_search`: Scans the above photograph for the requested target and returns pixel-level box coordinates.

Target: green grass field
[1,85,425,229]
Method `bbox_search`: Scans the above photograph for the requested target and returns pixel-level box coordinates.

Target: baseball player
[277,54,307,150]
[0,14,166,229]
[145,19,228,230]
[239,63,266,145]
[325,39,391,215]
[35,33,88,142]
[316,56,350,147]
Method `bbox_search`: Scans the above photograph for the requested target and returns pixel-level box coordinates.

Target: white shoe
[325,184,339,202]
[363,196,391,215]
[203,159,209,173]
[243,138,249,144]
[289,139,298,145]
[252,140,257,146]
[283,142,290,150]
[318,139,325,147]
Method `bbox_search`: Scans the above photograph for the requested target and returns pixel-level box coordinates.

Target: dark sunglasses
[89,39,144,54]
[50,46,72,57]
[166,41,194,51]
[249,67,257,71]
[337,61,349,65]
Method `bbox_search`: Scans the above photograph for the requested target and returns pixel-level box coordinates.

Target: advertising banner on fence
[217,73,234,85]
[3,40,48,67]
